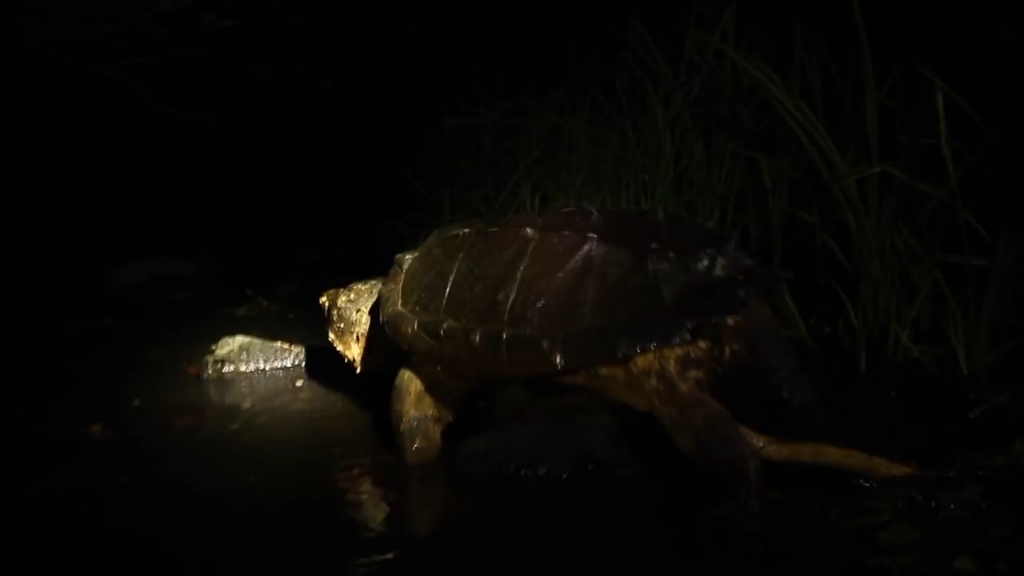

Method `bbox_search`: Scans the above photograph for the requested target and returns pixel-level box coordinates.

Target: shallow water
[34,255,1022,574]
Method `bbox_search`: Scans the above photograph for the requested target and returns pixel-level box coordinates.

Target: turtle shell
[379,207,767,379]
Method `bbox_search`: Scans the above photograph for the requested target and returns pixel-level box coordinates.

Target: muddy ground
[32,253,1022,574]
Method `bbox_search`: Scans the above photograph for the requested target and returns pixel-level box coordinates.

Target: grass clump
[405,1,1015,382]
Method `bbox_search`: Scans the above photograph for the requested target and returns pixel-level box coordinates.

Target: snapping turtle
[319,207,917,511]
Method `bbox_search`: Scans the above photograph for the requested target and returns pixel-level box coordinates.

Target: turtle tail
[740,426,918,477]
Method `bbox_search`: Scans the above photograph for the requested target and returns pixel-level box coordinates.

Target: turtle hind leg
[740,427,919,477]
[564,349,761,511]
[648,383,762,512]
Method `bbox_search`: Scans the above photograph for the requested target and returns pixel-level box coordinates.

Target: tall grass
[407,1,1015,381]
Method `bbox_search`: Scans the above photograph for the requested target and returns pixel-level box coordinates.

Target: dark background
[15,1,1020,573]
[17,2,1015,273]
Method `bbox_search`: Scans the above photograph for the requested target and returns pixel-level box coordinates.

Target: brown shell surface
[379,207,757,379]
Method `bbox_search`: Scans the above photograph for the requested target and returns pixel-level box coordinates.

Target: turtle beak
[326,325,363,373]
[319,289,341,314]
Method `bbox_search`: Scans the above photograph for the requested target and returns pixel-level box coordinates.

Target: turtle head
[319,278,385,373]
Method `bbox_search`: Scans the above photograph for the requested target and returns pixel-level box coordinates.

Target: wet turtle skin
[321,207,916,528]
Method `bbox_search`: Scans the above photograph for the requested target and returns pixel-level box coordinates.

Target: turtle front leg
[389,361,473,537]
[391,367,450,465]
[390,361,473,465]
